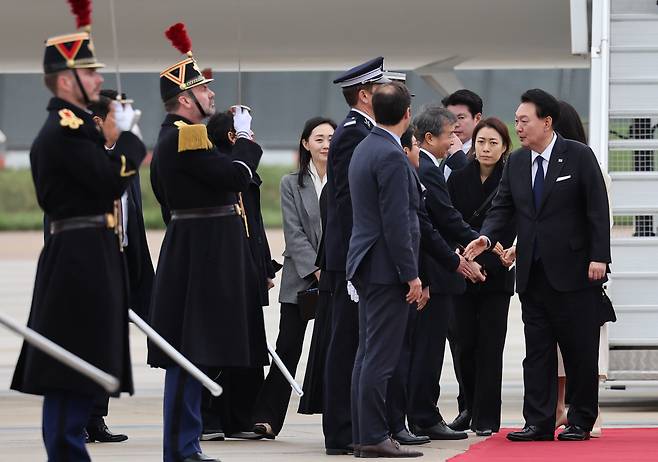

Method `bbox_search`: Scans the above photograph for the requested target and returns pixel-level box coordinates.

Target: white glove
[111,101,136,132]
[347,281,359,303]
[233,106,252,139]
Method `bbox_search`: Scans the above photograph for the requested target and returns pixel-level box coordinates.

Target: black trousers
[452,291,511,431]
[519,261,599,432]
[253,303,309,434]
[351,282,410,446]
[407,294,451,428]
[87,395,109,426]
[201,367,264,434]
[322,271,359,449]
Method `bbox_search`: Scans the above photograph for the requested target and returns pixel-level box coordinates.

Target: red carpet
[448,428,658,462]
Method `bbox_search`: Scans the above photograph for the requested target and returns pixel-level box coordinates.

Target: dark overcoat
[11,97,146,397]
[147,114,267,368]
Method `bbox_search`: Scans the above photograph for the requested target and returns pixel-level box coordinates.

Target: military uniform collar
[349,108,375,129]
[163,113,194,127]
[47,97,94,120]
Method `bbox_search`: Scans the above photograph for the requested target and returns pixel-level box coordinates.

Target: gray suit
[279,172,322,304]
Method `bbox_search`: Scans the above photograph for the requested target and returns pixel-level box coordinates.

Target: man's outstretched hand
[463,236,489,261]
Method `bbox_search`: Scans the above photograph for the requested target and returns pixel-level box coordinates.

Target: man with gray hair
[406,104,484,440]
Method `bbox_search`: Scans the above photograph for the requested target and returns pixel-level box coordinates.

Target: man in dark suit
[407,104,483,440]
[322,57,391,455]
[465,89,610,442]
[347,82,423,458]
[439,89,483,180]
[441,90,484,428]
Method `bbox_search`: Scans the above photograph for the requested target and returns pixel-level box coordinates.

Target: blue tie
[533,156,545,210]
[532,156,545,261]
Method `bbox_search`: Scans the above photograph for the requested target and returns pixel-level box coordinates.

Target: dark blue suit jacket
[324,109,373,273]
[418,149,479,294]
[346,127,420,285]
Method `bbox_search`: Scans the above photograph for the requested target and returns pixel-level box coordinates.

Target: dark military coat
[147,114,267,369]
[324,109,373,273]
[11,97,146,397]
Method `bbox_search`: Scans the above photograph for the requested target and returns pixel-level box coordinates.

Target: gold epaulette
[174,120,213,152]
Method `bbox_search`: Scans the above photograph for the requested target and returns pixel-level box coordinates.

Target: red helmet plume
[165,23,193,56]
[67,0,92,29]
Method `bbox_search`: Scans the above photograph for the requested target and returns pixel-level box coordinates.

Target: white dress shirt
[531,132,557,186]
[308,160,327,200]
[420,147,442,168]
[461,138,472,155]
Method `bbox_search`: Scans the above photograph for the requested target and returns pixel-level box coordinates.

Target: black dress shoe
[392,428,430,445]
[411,421,467,440]
[475,429,493,437]
[200,428,225,441]
[448,410,472,432]
[86,418,128,443]
[182,452,220,462]
[506,425,554,442]
[360,437,423,458]
[225,431,265,440]
[558,425,590,441]
[253,423,276,440]
[325,446,354,456]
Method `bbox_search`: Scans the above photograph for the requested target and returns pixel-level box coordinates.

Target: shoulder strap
[467,186,499,224]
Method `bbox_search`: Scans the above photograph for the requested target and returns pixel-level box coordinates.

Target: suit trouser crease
[407,294,451,428]
[352,281,410,446]
[519,262,600,432]
[323,272,360,449]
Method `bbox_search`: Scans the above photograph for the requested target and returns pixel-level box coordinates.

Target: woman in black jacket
[446,117,516,436]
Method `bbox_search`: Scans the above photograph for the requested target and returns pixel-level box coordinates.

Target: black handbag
[297,281,319,322]
[598,285,616,326]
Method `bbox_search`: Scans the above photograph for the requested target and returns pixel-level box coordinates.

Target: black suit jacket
[445,149,469,172]
[480,134,611,294]
[418,149,479,294]
[324,109,373,272]
[447,159,515,295]
[346,127,420,285]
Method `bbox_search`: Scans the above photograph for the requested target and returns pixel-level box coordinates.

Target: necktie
[439,157,446,175]
[533,156,545,210]
[532,156,545,261]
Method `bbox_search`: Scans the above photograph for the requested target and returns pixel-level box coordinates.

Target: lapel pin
[558,158,563,163]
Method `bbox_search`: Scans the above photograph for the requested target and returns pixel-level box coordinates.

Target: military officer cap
[160,22,214,102]
[333,56,391,88]
[43,0,104,74]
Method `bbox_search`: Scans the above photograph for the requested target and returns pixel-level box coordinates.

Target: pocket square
[556,175,571,182]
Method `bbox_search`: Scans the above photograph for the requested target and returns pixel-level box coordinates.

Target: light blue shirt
[380,127,402,148]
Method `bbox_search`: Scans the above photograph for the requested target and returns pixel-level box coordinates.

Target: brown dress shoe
[359,437,423,458]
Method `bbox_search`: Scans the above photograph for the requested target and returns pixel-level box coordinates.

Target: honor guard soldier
[10,1,146,460]
[322,57,391,455]
[148,23,267,462]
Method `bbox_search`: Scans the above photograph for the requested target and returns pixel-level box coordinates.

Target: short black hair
[441,89,483,117]
[401,126,415,150]
[372,82,411,126]
[206,110,235,153]
[342,82,375,107]
[520,88,560,125]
